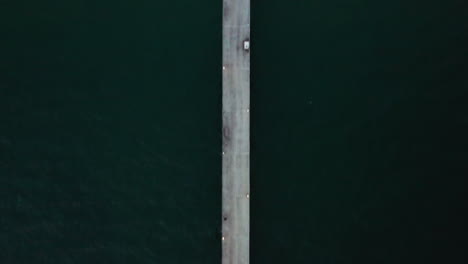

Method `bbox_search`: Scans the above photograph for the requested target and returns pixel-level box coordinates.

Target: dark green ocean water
[251,1,468,263]
[1,0,467,263]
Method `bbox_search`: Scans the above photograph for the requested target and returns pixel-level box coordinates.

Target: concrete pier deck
[222,0,250,263]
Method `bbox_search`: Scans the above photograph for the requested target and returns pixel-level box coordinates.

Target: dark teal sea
[1,0,467,263]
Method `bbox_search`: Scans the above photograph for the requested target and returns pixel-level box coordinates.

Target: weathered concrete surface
[222,0,250,264]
